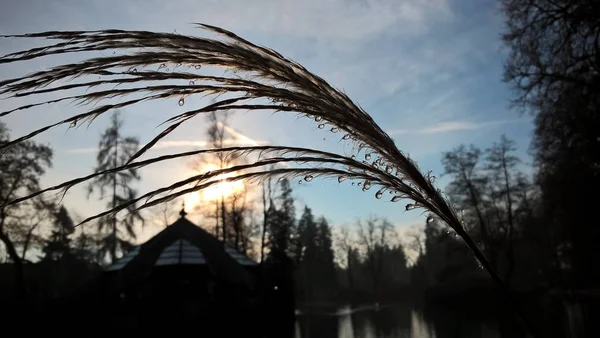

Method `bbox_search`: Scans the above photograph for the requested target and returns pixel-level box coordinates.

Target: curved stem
[456,227,540,338]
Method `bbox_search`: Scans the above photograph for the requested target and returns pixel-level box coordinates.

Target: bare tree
[0,121,53,296]
[356,216,395,291]
[336,226,356,291]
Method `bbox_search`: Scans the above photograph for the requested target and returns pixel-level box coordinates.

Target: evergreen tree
[316,217,337,293]
[268,179,297,258]
[87,111,143,263]
[43,205,75,260]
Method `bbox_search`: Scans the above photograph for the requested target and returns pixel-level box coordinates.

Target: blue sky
[0,0,535,242]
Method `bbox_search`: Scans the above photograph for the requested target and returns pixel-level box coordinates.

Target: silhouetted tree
[315,217,338,294]
[441,145,495,267]
[0,121,52,296]
[43,205,75,260]
[356,216,395,292]
[87,111,143,263]
[502,0,600,296]
[268,179,297,259]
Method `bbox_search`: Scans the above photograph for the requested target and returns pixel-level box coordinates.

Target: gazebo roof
[105,210,257,287]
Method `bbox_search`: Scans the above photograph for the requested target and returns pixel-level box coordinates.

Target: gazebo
[91,208,263,329]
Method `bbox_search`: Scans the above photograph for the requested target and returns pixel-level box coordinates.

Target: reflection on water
[294,304,501,338]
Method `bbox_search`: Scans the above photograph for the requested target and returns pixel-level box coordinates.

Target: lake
[294,303,503,338]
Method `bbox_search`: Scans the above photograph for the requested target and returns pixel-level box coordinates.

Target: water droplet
[338,176,347,183]
[304,175,313,182]
[323,137,326,141]
[177,62,182,67]
[318,124,325,129]
[365,153,371,160]
[342,134,351,140]
[315,116,323,122]
[357,182,362,187]
[351,155,356,160]
[298,180,303,184]
[178,98,185,106]
[189,81,195,86]
[278,177,285,182]
[426,216,434,223]
[453,233,458,237]
[195,65,202,70]
[70,121,77,128]
[131,68,137,73]
[330,127,339,133]
[362,181,372,191]
[391,196,401,202]
[159,63,166,69]
[478,263,483,269]
[386,166,393,174]
[351,182,356,186]
[446,230,450,234]
[233,70,238,74]
[164,68,170,72]
[112,51,116,54]
[375,189,384,199]
[405,204,415,211]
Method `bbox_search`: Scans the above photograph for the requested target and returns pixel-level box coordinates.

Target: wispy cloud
[388,119,522,136]
[67,121,268,154]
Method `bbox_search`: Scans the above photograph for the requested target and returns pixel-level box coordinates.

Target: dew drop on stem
[178,98,185,106]
[338,176,347,183]
[318,124,325,129]
[343,134,351,140]
[426,216,434,223]
[405,203,415,211]
[386,166,393,174]
[391,196,401,202]
[362,181,371,191]
[330,127,339,133]
[195,65,202,70]
[365,153,371,160]
[189,81,195,86]
[375,189,384,199]
[304,175,314,182]
[315,116,323,122]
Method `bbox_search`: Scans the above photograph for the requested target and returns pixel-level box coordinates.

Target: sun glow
[184,165,245,209]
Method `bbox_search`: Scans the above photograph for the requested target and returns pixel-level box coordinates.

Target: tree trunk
[347,250,354,292]
[464,173,497,268]
[21,223,39,261]
[260,185,269,263]
[111,126,119,263]
[220,195,227,244]
[0,230,26,298]
[502,158,516,284]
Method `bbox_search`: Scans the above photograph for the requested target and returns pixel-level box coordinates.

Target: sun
[184,164,245,209]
